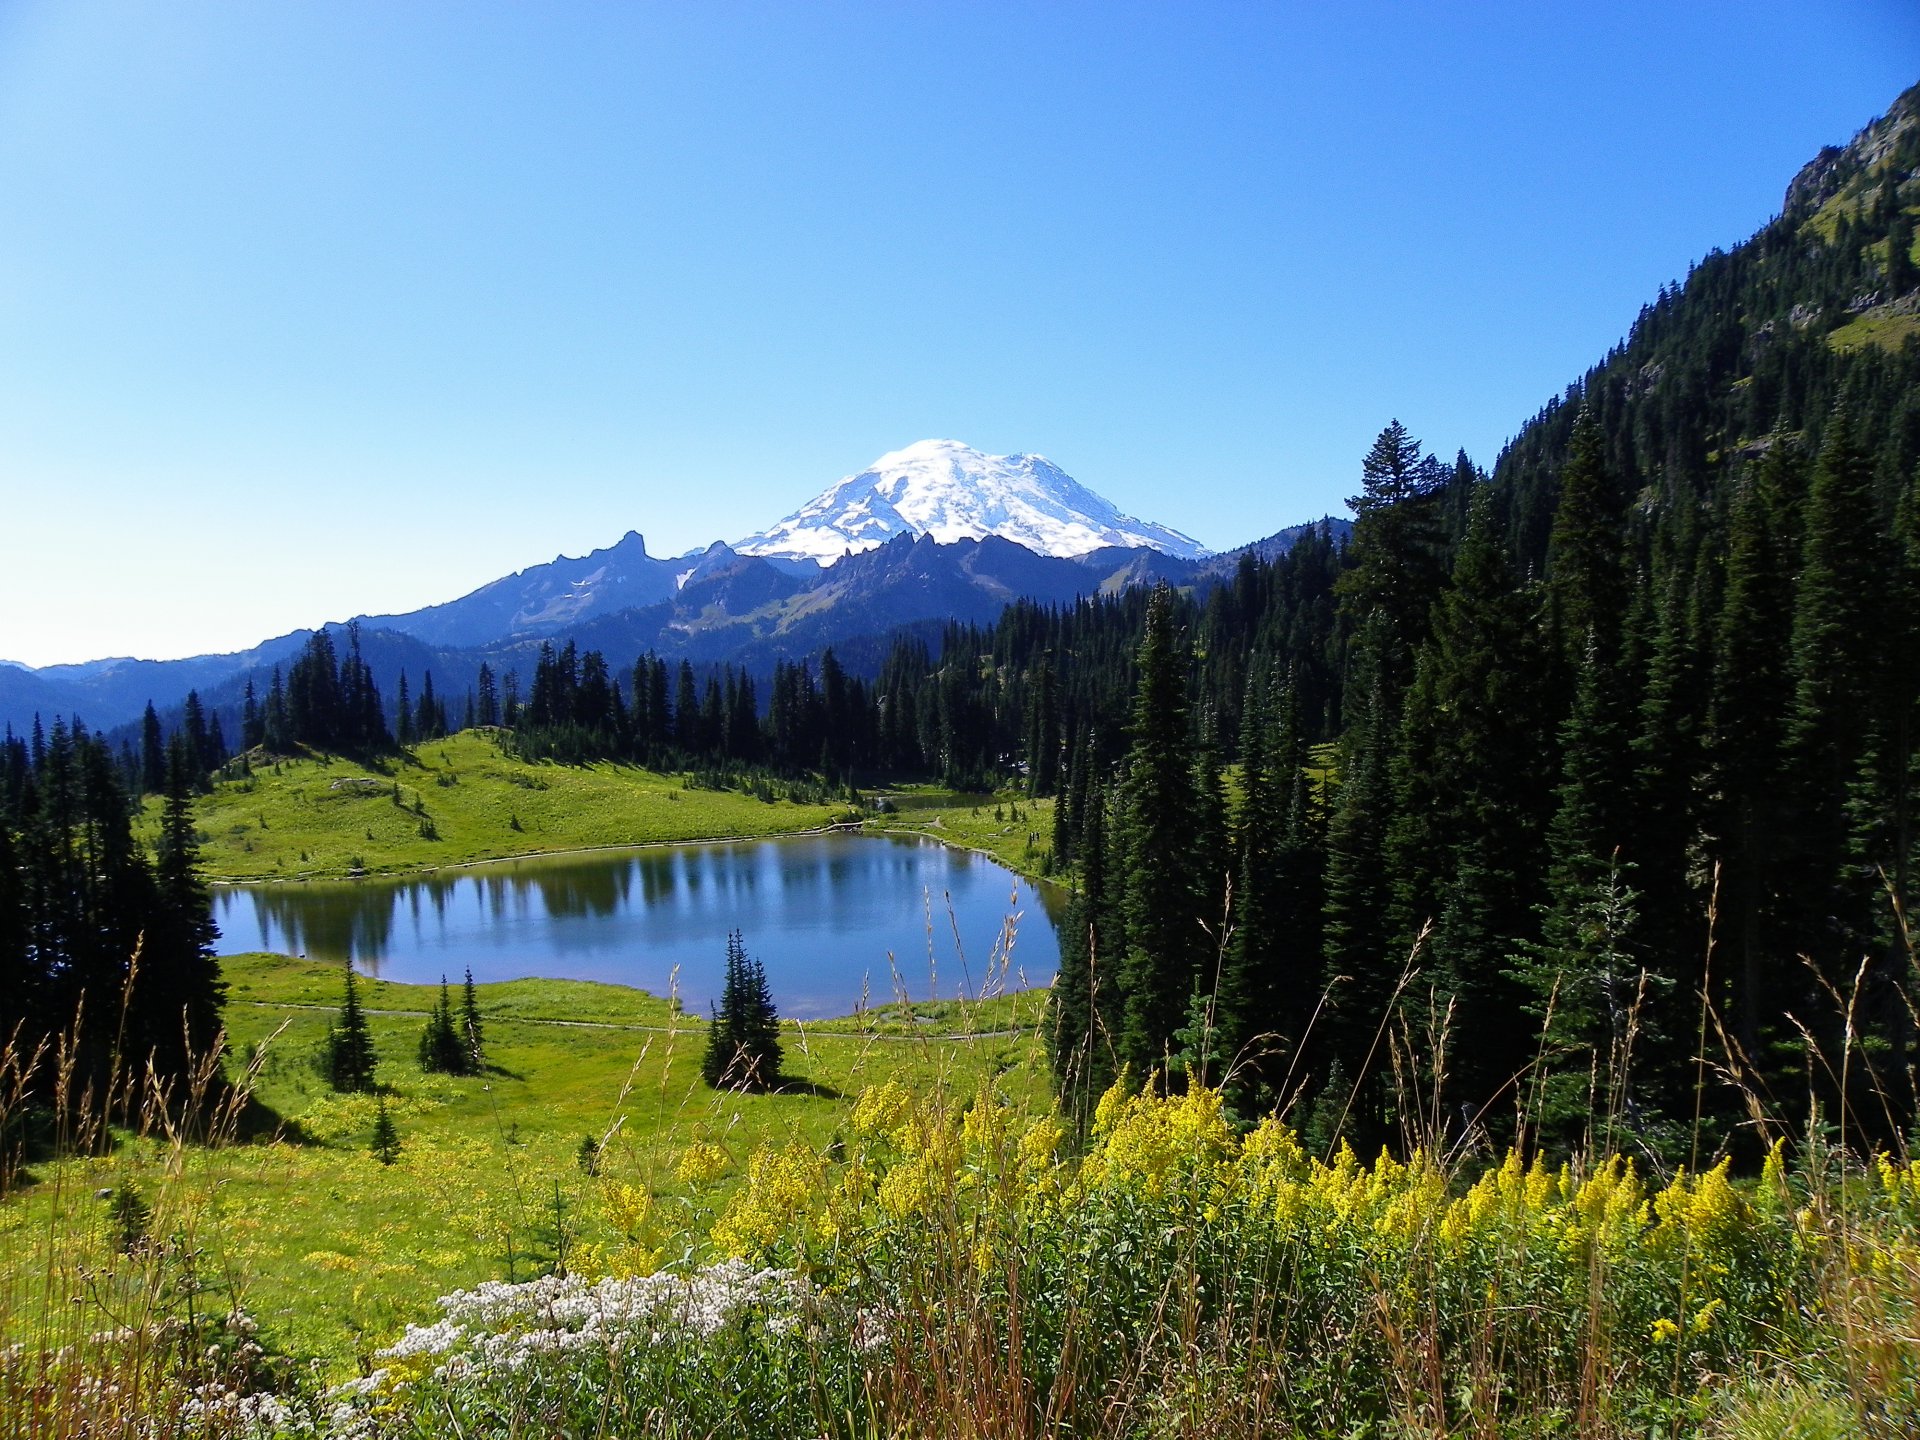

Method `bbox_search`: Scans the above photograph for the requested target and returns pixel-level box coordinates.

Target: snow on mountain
[734,440,1209,565]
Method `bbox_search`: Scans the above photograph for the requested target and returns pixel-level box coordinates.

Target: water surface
[213,833,1061,1018]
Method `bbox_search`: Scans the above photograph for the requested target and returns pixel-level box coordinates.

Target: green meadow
[143,731,856,881]
[1,950,1051,1370]
[14,739,1074,1376]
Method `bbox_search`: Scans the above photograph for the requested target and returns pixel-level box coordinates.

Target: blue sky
[2,2,1917,666]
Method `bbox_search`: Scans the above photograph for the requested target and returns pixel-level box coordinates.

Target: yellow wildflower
[677,1141,731,1187]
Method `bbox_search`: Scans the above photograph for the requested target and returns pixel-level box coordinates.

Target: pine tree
[702,930,781,1090]
[476,663,500,729]
[395,672,414,747]
[136,737,226,1094]
[460,967,486,1070]
[1319,636,1399,1138]
[1703,438,1803,1076]
[418,975,467,1074]
[1048,777,1126,1123]
[1216,673,1281,1103]
[140,703,165,796]
[1788,403,1892,967]
[1116,586,1204,1081]
[1387,487,1556,1122]
[1336,420,1448,697]
[1545,404,1625,670]
[241,679,263,750]
[324,964,377,1093]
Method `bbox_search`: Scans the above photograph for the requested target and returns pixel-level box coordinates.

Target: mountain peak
[734,440,1208,565]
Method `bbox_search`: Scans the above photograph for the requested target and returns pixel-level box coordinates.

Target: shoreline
[208,818,1063,891]
[206,820,868,888]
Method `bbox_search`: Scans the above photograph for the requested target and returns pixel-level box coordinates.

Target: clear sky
[2,2,1916,667]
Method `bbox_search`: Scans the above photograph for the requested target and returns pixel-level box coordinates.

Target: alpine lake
[212,831,1064,1019]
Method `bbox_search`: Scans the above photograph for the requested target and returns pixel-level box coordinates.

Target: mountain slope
[350,531,707,649]
[735,439,1209,564]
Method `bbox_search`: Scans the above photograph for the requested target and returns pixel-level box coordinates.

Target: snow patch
[736,439,1208,565]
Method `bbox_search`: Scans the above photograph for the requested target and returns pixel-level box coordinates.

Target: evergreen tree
[1788,403,1891,963]
[1216,673,1282,1103]
[1337,420,1448,697]
[1318,637,1399,1139]
[324,964,377,1093]
[241,679,263,750]
[1545,404,1625,670]
[135,737,226,1095]
[1387,487,1556,1125]
[140,703,165,796]
[1116,586,1204,1081]
[1703,438,1803,1078]
[395,672,414,747]
[476,663,500,728]
[417,975,467,1074]
[702,930,781,1090]
[181,691,211,789]
[460,966,486,1070]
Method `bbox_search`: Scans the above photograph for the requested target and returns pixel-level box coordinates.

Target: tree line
[0,718,223,1117]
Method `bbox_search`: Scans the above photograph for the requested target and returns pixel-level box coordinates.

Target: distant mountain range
[0,442,1345,737]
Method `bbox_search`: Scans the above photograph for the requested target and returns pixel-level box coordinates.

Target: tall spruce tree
[1703,438,1804,1079]
[1545,404,1626,672]
[136,738,226,1096]
[418,975,468,1074]
[460,967,486,1070]
[1388,487,1556,1126]
[1048,777,1124,1124]
[1116,586,1204,1081]
[703,931,781,1090]
[1788,404,1891,965]
[324,964,377,1093]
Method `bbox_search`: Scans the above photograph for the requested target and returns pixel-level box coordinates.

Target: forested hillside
[1030,84,1920,1158]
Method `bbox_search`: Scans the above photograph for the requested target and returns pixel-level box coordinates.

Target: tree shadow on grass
[774,1076,845,1100]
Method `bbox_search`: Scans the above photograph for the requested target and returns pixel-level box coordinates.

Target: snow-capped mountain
[734,439,1209,565]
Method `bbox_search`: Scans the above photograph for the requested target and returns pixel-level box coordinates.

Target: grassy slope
[142,732,853,881]
[869,786,1058,880]
[2,953,1050,1369]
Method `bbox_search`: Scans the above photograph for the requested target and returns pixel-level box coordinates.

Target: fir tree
[460,967,486,1070]
[395,672,414,747]
[1388,487,1556,1121]
[1545,404,1625,670]
[1116,586,1204,1081]
[702,930,781,1090]
[417,975,467,1074]
[1787,403,1892,967]
[324,964,377,1093]
[135,738,226,1094]
[1049,777,1126,1124]
[476,663,500,728]
[1703,439,1803,1074]
[1216,674,1281,1104]
[140,702,165,796]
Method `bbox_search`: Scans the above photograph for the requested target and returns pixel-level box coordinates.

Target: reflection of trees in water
[234,884,400,970]
[526,858,628,919]
[216,834,1066,1002]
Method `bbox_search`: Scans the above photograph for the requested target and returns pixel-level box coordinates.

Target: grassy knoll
[867,785,1057,879]
[142,731,853,881]
[0,951,1050,1371]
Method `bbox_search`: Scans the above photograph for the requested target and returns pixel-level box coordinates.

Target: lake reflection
[213,834,1062,1018]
